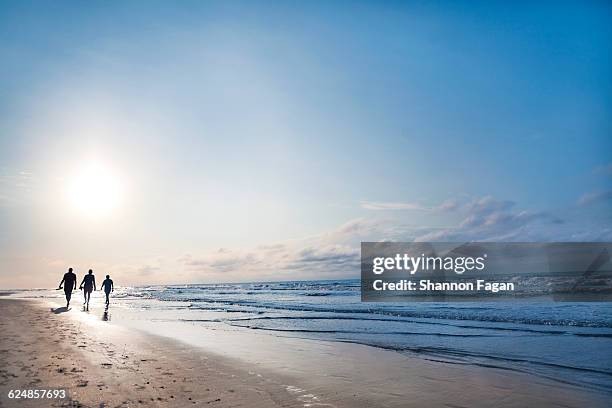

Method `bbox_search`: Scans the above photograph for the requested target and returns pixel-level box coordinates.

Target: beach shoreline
[0,298,608,407]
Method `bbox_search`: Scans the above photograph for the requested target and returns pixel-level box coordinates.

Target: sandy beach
[1,298,609,408]
[0,299,302,408]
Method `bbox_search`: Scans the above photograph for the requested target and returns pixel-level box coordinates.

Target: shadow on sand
[51,307,70,314]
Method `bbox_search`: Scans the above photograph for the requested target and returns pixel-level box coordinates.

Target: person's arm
[74,277,77,290]
[111,280,114,292]
[93,276,96,291]
[58,276,65,289]
[79,276,84,289]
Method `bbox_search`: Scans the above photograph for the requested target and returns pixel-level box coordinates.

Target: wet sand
[0,298,608,407]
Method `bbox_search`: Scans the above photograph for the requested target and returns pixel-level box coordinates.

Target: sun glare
[66,161,123,218]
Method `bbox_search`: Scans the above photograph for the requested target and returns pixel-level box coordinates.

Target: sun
[66,161,123,218]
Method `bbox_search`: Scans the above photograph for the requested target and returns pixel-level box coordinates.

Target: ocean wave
[222,315,612,337]
[181,299,612,328]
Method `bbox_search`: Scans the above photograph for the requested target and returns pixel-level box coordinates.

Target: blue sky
[0,1,611,287]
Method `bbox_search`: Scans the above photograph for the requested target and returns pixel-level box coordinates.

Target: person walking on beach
[58,267,77,308]
[101,275,114,305]
[79,269,96,306]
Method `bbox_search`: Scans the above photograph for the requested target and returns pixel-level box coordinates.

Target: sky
[0,0,611,288]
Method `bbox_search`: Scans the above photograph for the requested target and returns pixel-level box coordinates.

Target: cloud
[414,196,566,242]
[437,199,460,212]
[178,220,374,280]
[177,194,608,281]
[360,199,460,212]
[578,190,612,206]
[324,218,393,242]
[360,201,426,210]
[360,197,506,214]
[178,197,547,279]
[91,258,167,284]
[138,264,161,276]
[565,227,612,241]
[180,242,360,280]
[464,196,515,216]
[289,245,359,271]
[256,243,286,252]
[181,250,259,273]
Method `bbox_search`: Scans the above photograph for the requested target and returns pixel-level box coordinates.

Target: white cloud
[180,240,360,281]
[174,194,607,281]
[415,197,564,242]
[578,190,612,206]
[360,201,426,210]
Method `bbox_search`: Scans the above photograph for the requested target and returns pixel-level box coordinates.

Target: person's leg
[65,290,71,307]
[105,291,109,304]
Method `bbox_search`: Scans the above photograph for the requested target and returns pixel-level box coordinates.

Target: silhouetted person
[101,275,114,305]
[58,267,77,308]
[79,269,96,306]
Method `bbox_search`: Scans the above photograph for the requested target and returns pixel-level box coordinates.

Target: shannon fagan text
[372,279,515,293]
